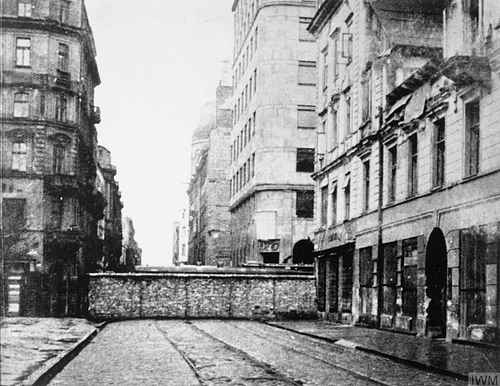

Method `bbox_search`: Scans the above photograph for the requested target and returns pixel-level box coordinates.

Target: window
[332,35,339,79]
[53,144,65,174]
[432,118,446,187]
[251,152,255,177]
[58,43,69,72]
[388,145,397,203]
[18,0,32,17]
[252,111,256,135]
[341,33,353,60]
[298,61,316,86]
[296,148,314,173]
[469,0,480,42]
[299,17,314,41]
[363,159,370,213]
[55,95,67,121]
[465,99,480,178]
[359,247,372,314]
[296,190,314,218]
[14,92,29,117]
[408,134,418,197]
[297,105,316,130]
[331,185,337,225]
[12,142,27,171]
[253,69,257,93]
[59,0,69,23]
[401,238,418,322]
[39,92,45,116]
[321,185,328,225]
[16,38,31,66]
[51,197,64,229]
[2,199,26,233]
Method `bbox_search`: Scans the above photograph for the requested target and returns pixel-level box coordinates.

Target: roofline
[308,0,343,35]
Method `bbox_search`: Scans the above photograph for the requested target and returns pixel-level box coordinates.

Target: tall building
[188,65,233,266]
[1,0,104,316]
[122,216,141,269]
[229,0,317,266]
[96,146,123,271]
[310,0,499,343]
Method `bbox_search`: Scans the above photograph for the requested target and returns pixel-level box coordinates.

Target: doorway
[425,228,447,338]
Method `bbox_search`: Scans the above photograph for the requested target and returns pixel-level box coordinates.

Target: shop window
[340,253,353,312]
[401,238,418,322]
[359,247,372,314]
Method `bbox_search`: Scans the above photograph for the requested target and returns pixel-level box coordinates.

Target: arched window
[14,92,29,117]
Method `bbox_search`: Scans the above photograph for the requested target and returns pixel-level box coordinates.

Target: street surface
[48,320,465,386]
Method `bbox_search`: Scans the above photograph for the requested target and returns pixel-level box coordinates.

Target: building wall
[1,0,102,316]
[88,268,316,320]
[229,0,317,265]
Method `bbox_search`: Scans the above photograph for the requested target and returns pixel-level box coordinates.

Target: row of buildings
[1,0,141,316]
[183,0,499,344]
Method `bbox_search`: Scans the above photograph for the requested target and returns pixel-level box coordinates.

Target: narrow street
[48,320,465,386]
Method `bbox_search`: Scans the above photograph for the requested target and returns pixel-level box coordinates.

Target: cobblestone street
[48,320,465,386]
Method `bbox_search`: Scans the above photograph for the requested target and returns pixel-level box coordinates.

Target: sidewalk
[268,320,500,380]
[0,317,101,386]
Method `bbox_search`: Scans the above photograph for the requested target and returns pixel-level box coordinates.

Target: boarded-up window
[297,105,316,129]
[298,61,316,85]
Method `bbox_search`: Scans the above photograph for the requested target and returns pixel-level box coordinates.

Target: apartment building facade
[310,0,499,343]
[188,71,233,266]
[1,0,104,316]
[229,0,317,266]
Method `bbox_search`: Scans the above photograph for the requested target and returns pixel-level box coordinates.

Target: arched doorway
[292,239,314,264]
[425,228,447,338]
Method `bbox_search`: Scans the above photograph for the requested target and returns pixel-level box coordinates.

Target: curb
[30,322,107,386]
[266,322,467,382]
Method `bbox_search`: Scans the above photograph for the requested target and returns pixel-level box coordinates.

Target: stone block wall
[88,267,316,320]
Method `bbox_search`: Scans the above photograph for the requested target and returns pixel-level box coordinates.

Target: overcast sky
[85,1,233,265]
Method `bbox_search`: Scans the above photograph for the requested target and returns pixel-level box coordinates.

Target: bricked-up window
[2,198,26,233]
[408,134,418,197]
[14,92,29,117]
[363,159,370,213]
[344,176,350,220]
[51,197,64,229]
[296,148,314,173]
[18,0,32,17]
[465,99,480,178]
[299,17,314,41]
[321,185,328,225]
[55,95,67,121]
[53,144,65,174]
[388,145,397,203]
[16,38,30,66]
[296,190,314,218]
[331,185,337,225]
[432,118,446,187]
[58,43,69,72]
[298,61,316,86]
[297,105,316,130]
[12,142,27,171]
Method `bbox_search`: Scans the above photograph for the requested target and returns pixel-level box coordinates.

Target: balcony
[440,55,491,89]
[44,174,79,196]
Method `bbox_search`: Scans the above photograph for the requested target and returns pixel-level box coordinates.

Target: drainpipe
[376,107,384,329]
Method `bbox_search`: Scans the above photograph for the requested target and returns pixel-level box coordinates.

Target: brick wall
[88,267,316,320]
